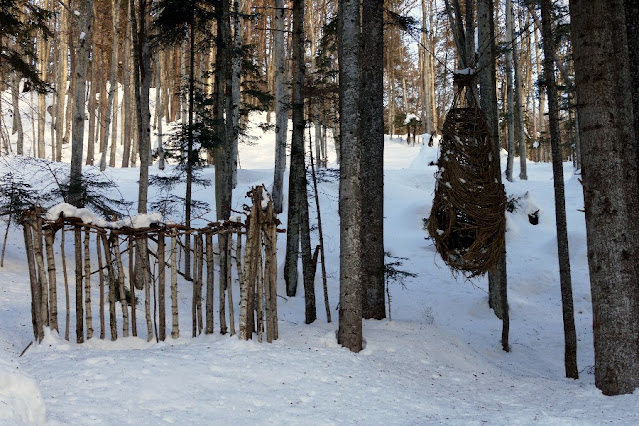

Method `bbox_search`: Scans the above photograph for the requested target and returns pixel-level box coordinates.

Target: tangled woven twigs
[427,76,506,277]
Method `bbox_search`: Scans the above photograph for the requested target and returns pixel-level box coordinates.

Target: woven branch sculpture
[427,75,506,277]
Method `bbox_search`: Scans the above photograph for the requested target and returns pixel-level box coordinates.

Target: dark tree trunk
[540,0,578,379]
[360,0,385,320]
[570,0,639,396]
[285,0,316,323]
[337,0,363,352]
[477,0,508,350]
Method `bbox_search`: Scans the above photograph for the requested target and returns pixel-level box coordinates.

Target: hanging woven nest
[427,73,506,277]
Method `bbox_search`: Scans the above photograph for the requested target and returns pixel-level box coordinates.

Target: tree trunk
[360,0,385,320]
[625,0,639,143]
[504,0,515,182]
[100,0,121,171]
[272,0,289,214]
[86,62,96,165]
[11,73,23,155]
[337,0,363,352]
[70,0,95,207]
[512,2,527,180]
[230,0,242,189]
[121,8,132,168]
[55,6,69,162]
[539,0,578,379]
[74,228,84,343]
[478,0,509,349]
[570,0,639,396]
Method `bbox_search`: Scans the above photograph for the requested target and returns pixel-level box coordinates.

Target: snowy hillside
[1,108,638,423]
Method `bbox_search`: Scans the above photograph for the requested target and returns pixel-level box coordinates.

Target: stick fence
[20,186,280,344]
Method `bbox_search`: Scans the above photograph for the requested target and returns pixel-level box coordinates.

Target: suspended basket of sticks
[427,73,506,277]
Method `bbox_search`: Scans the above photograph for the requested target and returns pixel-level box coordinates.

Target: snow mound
[0,360,46,425]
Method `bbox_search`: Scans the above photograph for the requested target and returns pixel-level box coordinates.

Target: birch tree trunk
[337,0,363,352]
[570,0,639,396]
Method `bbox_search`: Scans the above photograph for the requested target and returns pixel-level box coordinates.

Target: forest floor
[1,111,638,424]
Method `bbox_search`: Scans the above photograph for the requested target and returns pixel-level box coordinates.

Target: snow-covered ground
[1,96,638,424]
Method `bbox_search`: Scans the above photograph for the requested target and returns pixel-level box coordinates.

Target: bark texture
[570,0,639,396]
[540,0,578,380]
[337,0,363,352]
[360,0,385,320]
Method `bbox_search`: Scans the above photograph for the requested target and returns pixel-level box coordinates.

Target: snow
[1,97,638,424]
[403,113,418,124]
[45,202,163,229]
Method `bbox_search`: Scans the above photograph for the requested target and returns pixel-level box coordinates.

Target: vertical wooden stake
[192,232,198,338]
[96,230,106,339]
[128,237,137,337]
[60,225,70,341]
[170,229,179,338]
[23,216,43,342]
[218,233,227,335]
[101,233,117,340]
[112,234,129,337]
[33,213,49,329]
[74,227,84,343]
[205,231,214,334]
[196,233,204,335]
[158,230,166,341]
[227,233,235,336]
[270,209,279,340]
[257,246,264,343]
[83,226,93,339]
[140,238,153,342]
[44,227,59,333]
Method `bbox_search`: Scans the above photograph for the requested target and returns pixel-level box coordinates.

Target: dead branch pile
[427,75,506,277]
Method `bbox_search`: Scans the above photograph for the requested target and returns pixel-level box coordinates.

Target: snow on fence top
[46,202,164,229]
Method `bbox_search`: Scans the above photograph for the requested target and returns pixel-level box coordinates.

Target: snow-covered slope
[1,104,637,423]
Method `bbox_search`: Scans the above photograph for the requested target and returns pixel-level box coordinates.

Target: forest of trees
[1,0,638,396]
